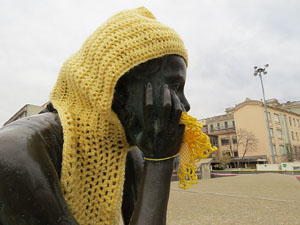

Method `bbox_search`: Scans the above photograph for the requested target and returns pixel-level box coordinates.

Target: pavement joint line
[171,188,300,203]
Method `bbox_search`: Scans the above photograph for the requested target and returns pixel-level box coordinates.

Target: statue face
[112,55,190,146]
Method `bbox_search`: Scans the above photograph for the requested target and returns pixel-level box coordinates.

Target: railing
[210,126,236,133]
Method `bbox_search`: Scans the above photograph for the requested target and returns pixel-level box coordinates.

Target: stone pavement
[167,173,300,225]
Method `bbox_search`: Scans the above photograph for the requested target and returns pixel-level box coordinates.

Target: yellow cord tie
[178,112,217,190]
[144,153,179,161]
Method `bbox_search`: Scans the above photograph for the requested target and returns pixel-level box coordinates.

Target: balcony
[209,127,236,135]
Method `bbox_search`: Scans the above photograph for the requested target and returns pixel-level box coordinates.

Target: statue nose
[181,100,190,112]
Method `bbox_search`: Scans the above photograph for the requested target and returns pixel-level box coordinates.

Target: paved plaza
[167,173,300,225]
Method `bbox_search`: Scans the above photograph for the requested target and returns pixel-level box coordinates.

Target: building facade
[201,98,300,167]
[3,104,45,126]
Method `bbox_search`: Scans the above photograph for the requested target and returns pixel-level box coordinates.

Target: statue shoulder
[0,112,62,140]
[0,112,63,175]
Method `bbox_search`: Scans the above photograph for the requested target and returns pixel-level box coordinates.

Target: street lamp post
[254,64,275,164]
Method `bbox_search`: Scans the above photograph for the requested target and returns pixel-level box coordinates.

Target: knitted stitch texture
[50,7,187,225]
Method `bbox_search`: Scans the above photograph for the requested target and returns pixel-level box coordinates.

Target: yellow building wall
[233,103,272,162]
[234,102,300,163]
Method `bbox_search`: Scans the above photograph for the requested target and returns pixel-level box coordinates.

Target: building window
[296,132,299,141]
[210,124,213,132]
[210,136,218,147]
[293,118,296,127]
[291,131,294,140]
[297,119,300,127]
[276,129,282,139]
[289,117,292,126]
[232,121,235,127]
[274,114,280,123]
[221,138,229,145]
[234,151,239,157]
[232,137,237,144]
[217,123,220,129]
[273,145,276,155]
[279,145,285,155]
[270,128,274,137]
[224,121,228,129]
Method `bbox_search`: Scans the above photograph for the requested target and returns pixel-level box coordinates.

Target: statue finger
[158,84,171,133]
[144,82,154,134]
[170,91,183,128]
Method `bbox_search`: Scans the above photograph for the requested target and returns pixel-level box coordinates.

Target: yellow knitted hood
[50,7,187,225]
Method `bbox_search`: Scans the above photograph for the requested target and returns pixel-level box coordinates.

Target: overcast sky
[1,0,299,125]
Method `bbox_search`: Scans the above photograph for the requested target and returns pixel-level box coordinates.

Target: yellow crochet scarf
[179,113,217,189]
[50,7,187,225]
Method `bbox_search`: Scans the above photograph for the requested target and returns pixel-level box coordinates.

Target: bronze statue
[0,7,190,225]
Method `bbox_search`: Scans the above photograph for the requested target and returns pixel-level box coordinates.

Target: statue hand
[136,83,185,159]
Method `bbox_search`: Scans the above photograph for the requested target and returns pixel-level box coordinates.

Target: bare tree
[225,138,239,168]
[227,132,244,157]
[222,129,257,168]
[236,129,258,160]
[217,129,258,168]
[227,139,235,157]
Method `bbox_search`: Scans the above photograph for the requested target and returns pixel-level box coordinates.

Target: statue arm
[122,147,143,225]
[129,159,173,225]
[129,83,185,225]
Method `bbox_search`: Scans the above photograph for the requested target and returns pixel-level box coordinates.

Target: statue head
[50,6,189,149]
[50,7,188,117]
[112,54,190,146]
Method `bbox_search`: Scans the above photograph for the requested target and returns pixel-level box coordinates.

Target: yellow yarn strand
[178,112,217,190]
[144,153,179,161]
